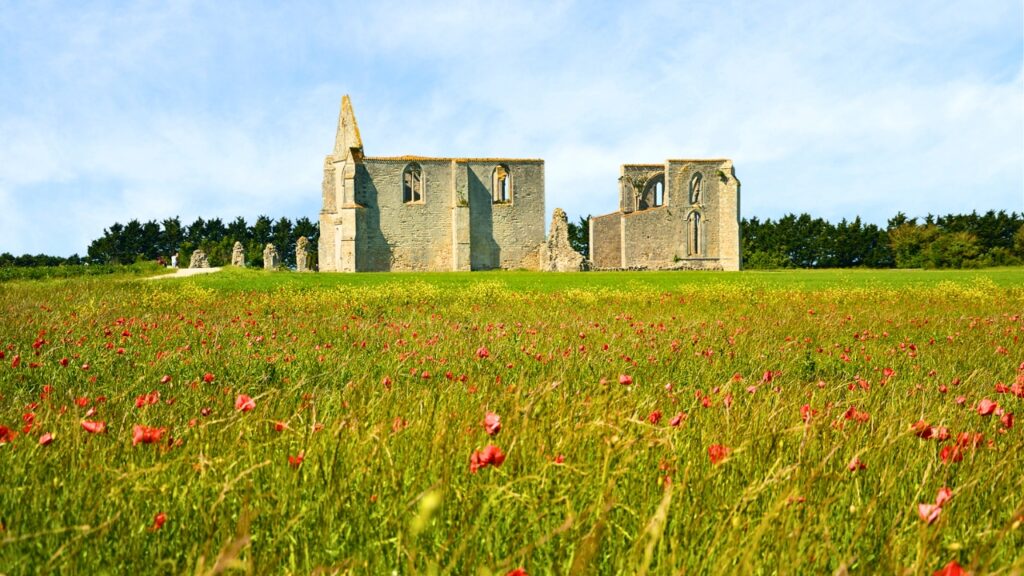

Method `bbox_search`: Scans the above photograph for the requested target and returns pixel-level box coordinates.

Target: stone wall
[590,213,622,269]
[465,160,544,270]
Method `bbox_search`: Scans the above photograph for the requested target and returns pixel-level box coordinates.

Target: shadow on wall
[354,165,392,271]
[468,169,500,270]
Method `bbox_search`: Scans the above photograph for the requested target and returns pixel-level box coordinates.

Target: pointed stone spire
[333,95,363,158]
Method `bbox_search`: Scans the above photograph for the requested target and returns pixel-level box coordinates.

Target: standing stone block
[263,244,279,270]
[295,236,311,272]
[188,249,210,269]
[231,242,245,267]
[539,208,584,272]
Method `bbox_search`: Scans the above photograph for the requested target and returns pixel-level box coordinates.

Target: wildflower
[274,421,288,432]
[235,394,256,412]
[476,346,490,359]
[977,398,998,416]
[618,374,633,386]
[81,420,106,434]
[931,560,966,576]
[707,444,730,465]
[800,404,816,423]
[553,454,565,464]
[39,432,54,446]
[648,410,662,425]
[483,412,501,436]
[160,375,172,384]
[847,456,866,472]
[150,512,166,531]
[470,444,506,473]
[939,444,963,464]
[1000,413,1014,429]
[918,503,942,525]
[288,452,304,468]
[203,372,215,383]
[506,569,528,576]
[669,412,686,427]
[132,425,166,446]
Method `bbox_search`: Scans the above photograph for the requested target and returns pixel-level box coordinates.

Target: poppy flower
[707,444,730,465]
[470,444,506,472]
[939,444,963,464]
[202,372,215,383]
[931,560,966,576]
[506,569,528,576]
[38,432,54,446]
[81,420,106,434]
[150,512,166,531]
[160,375,172,384]
[935,487,953,507]
[670,412,686,427]
[1000,413,1014,429]
[235,395,256,412]
[618,374,633,386]
[648,410,662,425]
[918,503,941,524]
[847,456,866,472]
[800,404,816,423]
[476,346,490,359]
[288,452,304,468]
[553,454,565,464]
[977,398,998,416]
[132,425,166,446]
[274,421,288,432]
[483,412,501,436]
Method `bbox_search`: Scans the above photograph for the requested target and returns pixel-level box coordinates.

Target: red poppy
[506,569,528,576]
[288,452,304,468]
[670,412,687,427]
[81,420,106,434]
[476,346,490,359]
[800,404,817,423]
[553,454,565,464]
[1001,413,1014,429]
[939,444,963,464]
[935,486,953,508]
[707,444,730,465]
[274,421,288,432]
[931,560,966,576]
[648,410,662,425]
[38,432,54,446]
[0,425,13,444]
[618,374,633,386]
[977,398,998,416]
[847,456,866,472]
[483,412,501,436]
[150,512,167,531]
[160,375,172,384]
[918,503,941,524]
[470,444,506,472]
[235,394,256,412]
[203,372,215,383]
[132,425,166,446]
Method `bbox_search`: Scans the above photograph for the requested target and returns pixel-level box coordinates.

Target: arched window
[689,172,703,204]
[492,164,512,203]
[643,173,665,208]
[403,163,423,204]
[689,211,702,256]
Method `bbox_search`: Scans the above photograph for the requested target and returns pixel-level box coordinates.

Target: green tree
[567,215,590,258]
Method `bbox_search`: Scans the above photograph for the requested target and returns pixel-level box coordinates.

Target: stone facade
[318,96,545,272]
[231,242,245,267]
[263,244,279,270]
[590,160,741,271]
[539,208,584,272]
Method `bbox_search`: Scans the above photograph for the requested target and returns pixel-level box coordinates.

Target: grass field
[1,268,1022,574]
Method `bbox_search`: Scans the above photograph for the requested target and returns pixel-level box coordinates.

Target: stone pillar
[188,249,210,269]
[263,244,279,270]
[450,160,471,271]
[295,236,311,272]
[231,242,245,267]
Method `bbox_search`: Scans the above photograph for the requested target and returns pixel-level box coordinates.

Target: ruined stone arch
[689,172,703,204]
[643,172,665,208]
[492,164,512,204]
[403,162,423,204]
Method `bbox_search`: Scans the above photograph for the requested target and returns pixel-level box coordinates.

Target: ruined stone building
[318,96,545,272]
[589,160,741,271]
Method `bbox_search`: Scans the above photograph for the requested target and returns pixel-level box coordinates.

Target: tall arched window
[689,172,703,204]
[403,163,423,204]
[689,211,702,256]
[492,164,512,203]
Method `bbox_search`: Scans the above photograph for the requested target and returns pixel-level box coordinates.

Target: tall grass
[0,270,1021,574]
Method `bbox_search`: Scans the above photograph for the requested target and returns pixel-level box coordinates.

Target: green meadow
[1,268,1022,574]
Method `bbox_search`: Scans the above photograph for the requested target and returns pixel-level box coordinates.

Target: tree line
[3,210,1022,270]
[0,216,321,269]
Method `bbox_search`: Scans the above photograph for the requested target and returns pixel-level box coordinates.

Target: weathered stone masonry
[319,96,545,272]
[590,159,741,271]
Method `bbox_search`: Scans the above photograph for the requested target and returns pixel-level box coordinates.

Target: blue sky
[1,0,1022,257]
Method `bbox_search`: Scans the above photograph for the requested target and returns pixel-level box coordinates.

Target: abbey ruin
[318,96,740,272]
